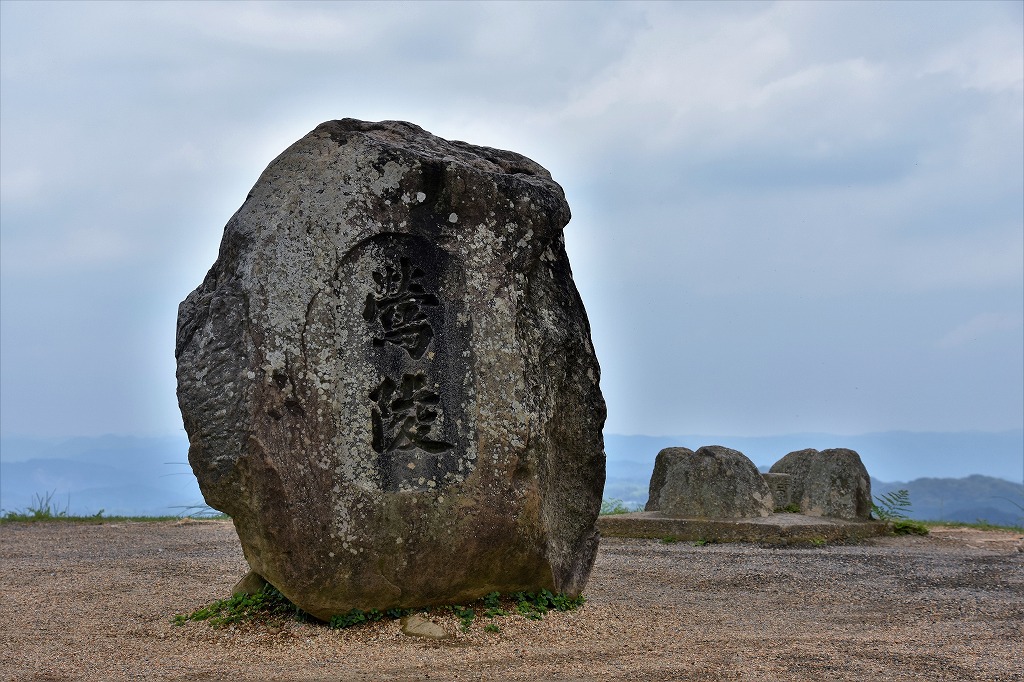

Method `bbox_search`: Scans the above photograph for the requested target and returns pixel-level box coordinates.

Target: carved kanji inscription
[369,372,453,457]
[362,257,439,359]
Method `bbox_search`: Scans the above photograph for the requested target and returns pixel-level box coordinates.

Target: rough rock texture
[644,447,693,512]
[644,446,773,519]
[769,448,872,520]
[175,119,606,621]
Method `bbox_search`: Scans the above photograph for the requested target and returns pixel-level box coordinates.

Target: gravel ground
[0,520,1021,681]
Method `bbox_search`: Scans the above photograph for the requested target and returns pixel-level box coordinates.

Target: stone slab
[597,511,889,544]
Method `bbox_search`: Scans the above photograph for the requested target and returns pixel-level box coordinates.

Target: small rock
[401,613,450,639]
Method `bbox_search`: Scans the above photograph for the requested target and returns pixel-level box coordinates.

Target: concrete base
[597,511,888,545]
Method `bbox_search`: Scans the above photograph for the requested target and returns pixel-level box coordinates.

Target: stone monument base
[597,511,888,545]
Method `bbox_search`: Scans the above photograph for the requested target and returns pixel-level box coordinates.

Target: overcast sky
[1,0,1021,440]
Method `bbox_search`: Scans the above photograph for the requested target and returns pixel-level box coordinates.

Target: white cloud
[923,24,1024,94]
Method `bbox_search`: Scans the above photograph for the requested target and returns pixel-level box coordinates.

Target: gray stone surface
[645,446,773,519]
[769,448,872,520]
[644,447,694,512]
[175,119,606,621]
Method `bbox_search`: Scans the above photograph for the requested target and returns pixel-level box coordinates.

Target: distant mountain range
[872,476,1024,527]
[2,430,1022,523]
[0,434,203,517]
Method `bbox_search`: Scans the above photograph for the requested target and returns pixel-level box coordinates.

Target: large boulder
[644,446,693,512]
[645,446,773,518]
[769,448,871,519]
[175,119,606,621]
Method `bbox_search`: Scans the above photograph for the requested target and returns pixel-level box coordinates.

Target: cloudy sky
[1,1,1021,440]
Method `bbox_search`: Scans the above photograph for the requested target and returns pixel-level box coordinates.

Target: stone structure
[769,448,871,520]
[176,119,606,621]
[645,446,773,519]
[762,473,793,511]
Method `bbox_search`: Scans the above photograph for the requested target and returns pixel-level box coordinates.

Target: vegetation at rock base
[173,584,309,628]
[329,589,585,630]
[173,587,585,632]
[890,519,931,535]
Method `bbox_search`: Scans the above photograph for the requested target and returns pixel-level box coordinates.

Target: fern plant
[872,489,929,535]
[871,489,912,521]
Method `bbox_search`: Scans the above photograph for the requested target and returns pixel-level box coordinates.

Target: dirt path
[1,520,1021,681]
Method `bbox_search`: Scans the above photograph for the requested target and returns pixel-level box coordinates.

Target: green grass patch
[890,519,930,536]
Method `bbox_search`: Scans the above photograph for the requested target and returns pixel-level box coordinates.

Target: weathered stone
[175,119,606,622]
[769,448,872,520]
[762,473,793,512]
[644,447,693,512]
[400,613,450,639]
[644,446,773,519]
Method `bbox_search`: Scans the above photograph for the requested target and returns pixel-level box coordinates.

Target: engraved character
[363,257,439,359]
[369,373,453,457]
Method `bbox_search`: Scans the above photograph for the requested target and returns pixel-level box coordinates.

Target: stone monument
[175,119,606,621]
[769,448,871,520]
[645,445,773,518]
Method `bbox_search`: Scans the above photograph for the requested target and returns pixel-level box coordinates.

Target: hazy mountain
[2,430,1022,521]
[873,476,1024,527]
[0,434,202,517]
